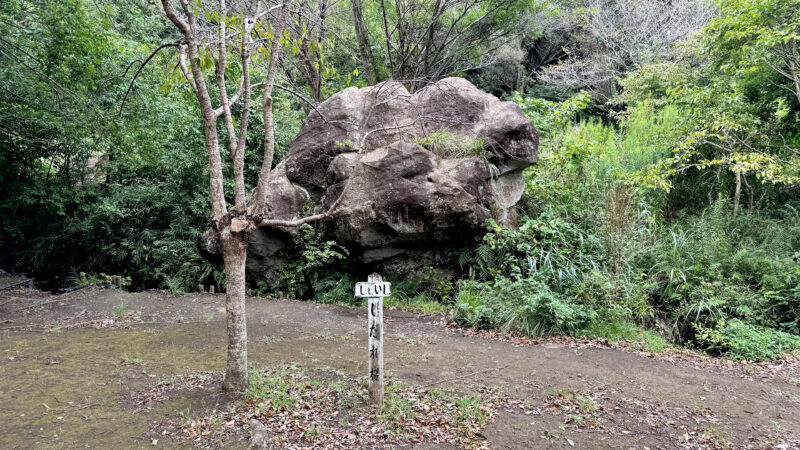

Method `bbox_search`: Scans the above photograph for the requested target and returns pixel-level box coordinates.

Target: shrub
[452,278,594,337]
[501,288,594,337]
[453,281,497,330]
[637,198,800,344]
[461,214,605,287]
[312,272,360,305]
[581,312,669,354]
[265,225,349,299]
[695,320,800,361]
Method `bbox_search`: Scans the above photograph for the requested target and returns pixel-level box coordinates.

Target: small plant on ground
[453,278,594,336]
[548,389,602,428]
[581,309,670,354]
[113,302,126,319]
[68,272,131,289]
[169,365,499,448]
[455,393,490,436]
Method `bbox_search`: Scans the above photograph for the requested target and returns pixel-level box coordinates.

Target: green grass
[455,393,489,428]
[413,129,486,159]
[113,302,126,319]
[245,367,301,412]
[384,293,449,315]
[581,317,670,354]
[180,364,497,447]
[376,382,418,425]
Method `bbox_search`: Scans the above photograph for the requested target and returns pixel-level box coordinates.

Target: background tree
[620,0,800,217]
[363,0,535,88]
[704,0,800,104]
[351,0,377,84]
[537,0,716,101]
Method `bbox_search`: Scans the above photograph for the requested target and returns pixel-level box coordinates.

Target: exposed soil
[1,287,799,449]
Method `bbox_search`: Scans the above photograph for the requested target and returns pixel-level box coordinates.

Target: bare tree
[158,0,342,391]
[540,0,717,101]
[374,0,533,90]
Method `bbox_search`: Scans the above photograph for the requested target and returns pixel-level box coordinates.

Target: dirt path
[1,287,798,448]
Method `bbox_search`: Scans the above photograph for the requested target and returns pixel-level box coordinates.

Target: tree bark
[393,0,407,80]
[220,227,249,391]
[733,170,741,219]
[351,0,376,84]
[744,174,754,214]
[298,42,323,103]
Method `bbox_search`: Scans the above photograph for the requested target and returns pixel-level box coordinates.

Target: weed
[68,272,132,290]
[113,302,126,319]
[338,331,356,341]
[577,396,597,414]
[694,320,800,361]
[581,315,669,353]
[157,376,176,387]
[384,292,448,314]
[208,408,222,428]
[160,273,187,295]
[376,382,417,425]
[259,335,284,344]
[246,368,300,413]
[455,393,489,429]
[413,129,486,159]
[302,426,320,441]
[178,408,191,426]
[120,354,143,365]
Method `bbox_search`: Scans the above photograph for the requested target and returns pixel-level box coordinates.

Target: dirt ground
[1,286,799,449]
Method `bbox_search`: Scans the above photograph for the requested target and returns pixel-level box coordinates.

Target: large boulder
[247,77,538,282]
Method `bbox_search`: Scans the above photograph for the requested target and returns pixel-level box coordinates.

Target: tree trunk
[351,0,376,84]
[394,0,407,80]
[220,227,249,391]
[733,170,741,219]
[299,43,323,103]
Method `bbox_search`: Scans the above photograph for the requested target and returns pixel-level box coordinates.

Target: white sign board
[355,281,391,298]
[355,273,390,407]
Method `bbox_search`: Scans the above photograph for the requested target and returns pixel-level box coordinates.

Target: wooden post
[355,273,391,407]
[209,285,215,294]
[198,284,205,293]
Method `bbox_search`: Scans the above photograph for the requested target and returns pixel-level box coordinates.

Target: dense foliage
[2,0,799,360]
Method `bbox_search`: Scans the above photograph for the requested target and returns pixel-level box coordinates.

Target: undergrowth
[172,365,496,447]
[255,94,800,363]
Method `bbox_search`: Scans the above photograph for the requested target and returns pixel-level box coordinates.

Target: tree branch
[162,0,192,35]
[251,1,292,214]
[257,182,347,228]
[118,43,178,117]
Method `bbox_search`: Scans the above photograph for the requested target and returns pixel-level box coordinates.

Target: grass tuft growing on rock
[413,129,486,159]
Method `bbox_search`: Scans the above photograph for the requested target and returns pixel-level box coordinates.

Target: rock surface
[247,77,538,282]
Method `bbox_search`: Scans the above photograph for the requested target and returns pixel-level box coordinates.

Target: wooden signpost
[355,273,391,407]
